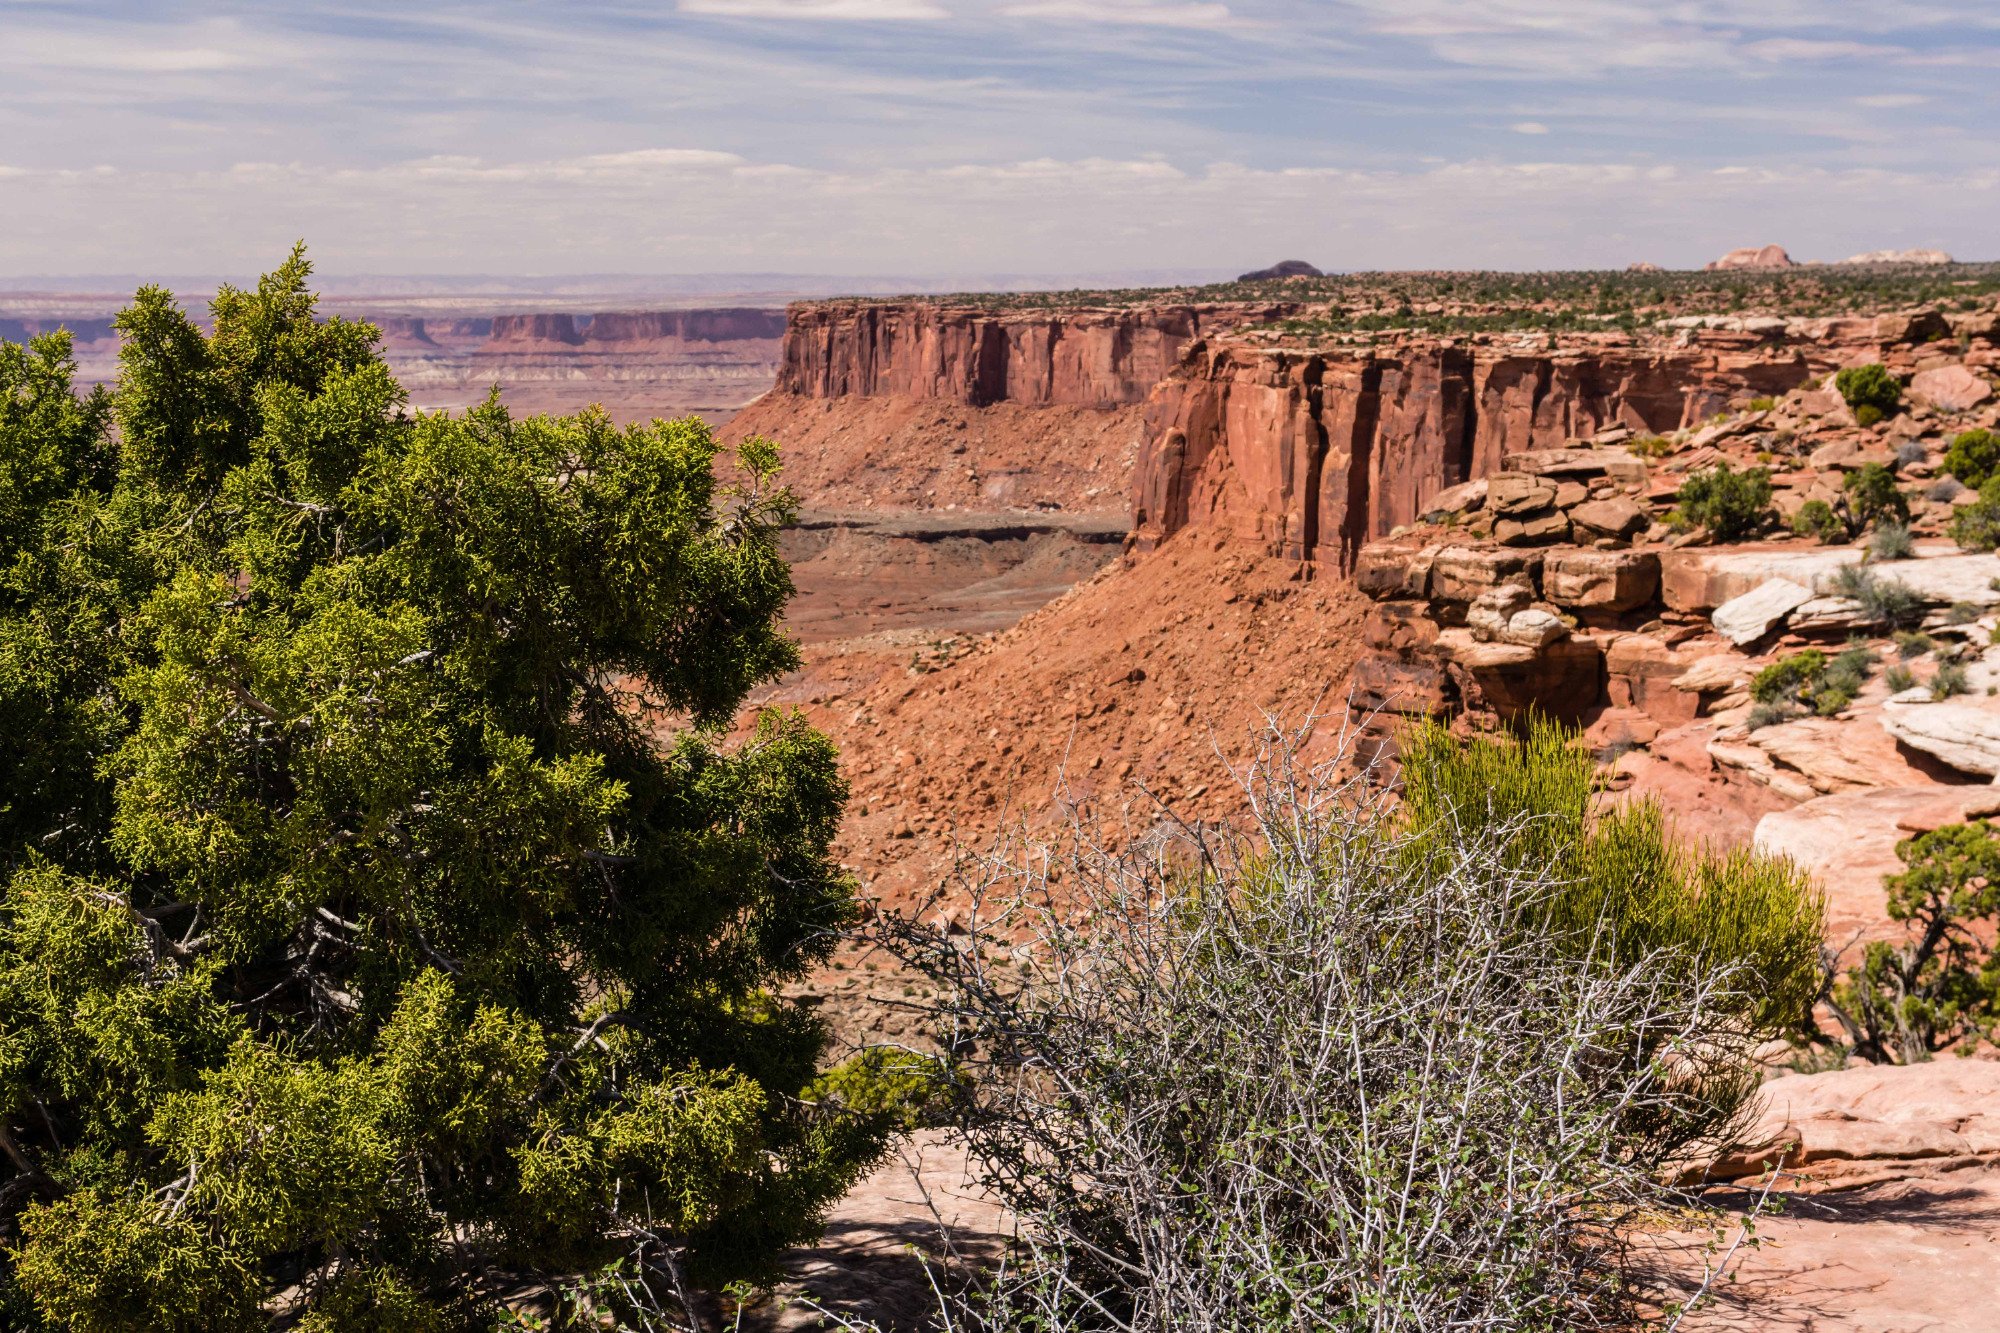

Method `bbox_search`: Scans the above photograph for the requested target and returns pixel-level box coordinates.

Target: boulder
[1719,1061,2000,1185]
[1879,697,2000,776]
[1354,543,1435,600]
[1605,633,1698,725]
[1566,496,1650,543]
[1466,585,1532,643]
[1544,549,1659,613]
[1419,478,1487,521]
[1500,608,1567,648]
[1429,546,1540,603]
[1711,578,1814,645]
[1493,510,1569,547]
[1910,364,1994,413]
[1487,473,1557,516]
[1436,629,1603,723]
[1362,601,1441,653]
[1672,653,1752,695]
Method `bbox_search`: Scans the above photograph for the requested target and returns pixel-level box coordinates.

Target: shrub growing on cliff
[1827,562,1925,628]
[1792,499,1848,544]
[1950,477,2000,551]
[1943,428,2000,488]
[1836,362,1902,419]
[881,719,1822,1331]
[1846,462,1911,532]
[1675,462,1774,541]
[0,251,893,1329]
[1830,821,2000,1063]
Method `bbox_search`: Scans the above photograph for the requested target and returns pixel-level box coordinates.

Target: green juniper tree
[0,249,893,1329]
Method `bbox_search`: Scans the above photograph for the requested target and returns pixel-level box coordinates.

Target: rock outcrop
[773,301,1292,410]
[1706,244,1796,271]
[1840,248,1955,266]
[1131,336,1824,564]
[1236,260,1325,282]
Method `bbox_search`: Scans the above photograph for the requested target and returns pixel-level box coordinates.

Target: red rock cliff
[1133,335,1830,566]
[774,301,1294,409]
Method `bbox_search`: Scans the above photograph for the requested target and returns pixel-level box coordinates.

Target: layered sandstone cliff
[774,301,1293,409]
[1131,331,1884,566]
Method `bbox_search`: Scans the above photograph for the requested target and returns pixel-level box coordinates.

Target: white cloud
[677,0,949,18]
[1742,38,1904,62]
[997,0,1236,27]
[1854,93,1931,107]
[1510,121,1549,134]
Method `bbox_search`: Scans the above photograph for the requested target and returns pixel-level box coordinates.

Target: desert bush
[884,720,1822,1332]
[1791,499,1848,544]
[1932,662,1971,699]
[1829,820,2000,1063]
[1950,477,2000,551]
[1929,475,1967,502]
[1894,629,1936,658]
[1845,462,1911,531]
[1943,428,2000,488]
[1855,404,1886,428]
[1751,646,1872,719]
[1944,600,1984,625]
[1895,438,1930,470]
[1870,520,1916,560]
[1885,663,1918,692]
[0,251,893,1329]
[1827,562,1925,628]
[1630,434,1675,459]
[1835,362,1902,417]
[1675,463,1773,541]
[1752,649,1828,706]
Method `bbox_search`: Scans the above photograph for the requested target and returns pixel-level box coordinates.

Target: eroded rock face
[774,301,1292,410]
[1132,335,1826,566]
[1706,244,1795,271]
[1879,697,2000,776]
[1545,549,1658,612]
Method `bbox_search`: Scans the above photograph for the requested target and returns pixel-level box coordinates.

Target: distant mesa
[1236,259,1324,282]
[1704,244,1794,272]
[1838,247,1955,266]
[1626,261,1665,273]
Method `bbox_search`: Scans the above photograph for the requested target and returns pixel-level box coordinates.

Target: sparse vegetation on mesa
[0,251,897,1330]
[863,263,2000,330]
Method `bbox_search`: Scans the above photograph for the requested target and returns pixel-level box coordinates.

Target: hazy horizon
[3,2,1997,277]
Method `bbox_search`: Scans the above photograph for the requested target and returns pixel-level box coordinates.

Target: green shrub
[1870,520,1916,560]
[1950,476,2000,551]
[1830,821,2000,1063]
[1855,404,1886,429]
[1943,428,2000,488]
[1752,649,1827,705]
[1894,629,1936,658]
[1630,435,1674,459]
[0,251,893,1328]
[892,719,1823,1329]
[1745,396,1778,412]
[1676,463,1774,541]
[1836,362,1902,417]
[1829,562,1925,628]
[1792,499,1849,544]
[1886,663,1917,692]
[1944,600,1984,625]
[1933,663,1970,699]
[1845,462,1911,531]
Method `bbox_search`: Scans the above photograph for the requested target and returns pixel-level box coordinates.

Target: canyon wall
[1132,335,1832,566]
[773,301,1294,409]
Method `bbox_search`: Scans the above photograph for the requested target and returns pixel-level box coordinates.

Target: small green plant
[1855,404,1886,428]
[1836,362,1903,418]
[1943,428,2000,488]
[1932,662,1971,699]
[1675,462,1773,541]
[1894,630,1936,658]
[1885,663,1917,692]
[1745,396,1778,412]
[1944,600,1984,625]
[1870,520,1916,560]
[1791,499,1849,544]
[1845,462,1911,531]
[1751,650,1828,706]
[1829,820,2000,1063]
[1950,476,2000,552]
[1629,435,1674,459]
[1746,701,1790,730]
[1829,562,1925,628]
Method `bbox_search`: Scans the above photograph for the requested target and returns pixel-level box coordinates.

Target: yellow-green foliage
[0,250,900,1329]
[1398,717,1825,1034]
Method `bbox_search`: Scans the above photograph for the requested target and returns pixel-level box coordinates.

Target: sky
[1,0,1997,280]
